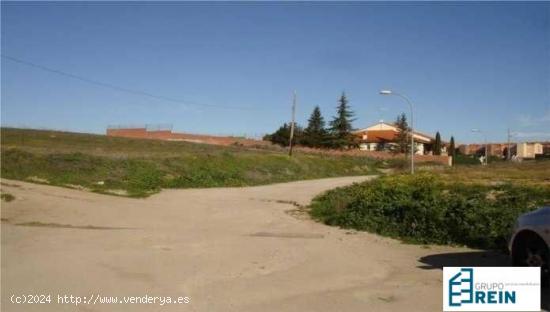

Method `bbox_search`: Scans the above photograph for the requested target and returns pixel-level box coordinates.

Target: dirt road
[1,177,515,311]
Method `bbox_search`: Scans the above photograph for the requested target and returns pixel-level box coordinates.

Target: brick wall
[146,130,173,140]
[106,127,269,147]
[106,128,148,138]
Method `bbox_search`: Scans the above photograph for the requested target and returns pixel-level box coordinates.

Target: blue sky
[1,1,549,143]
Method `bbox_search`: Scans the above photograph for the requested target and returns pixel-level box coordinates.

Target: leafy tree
[394,113,410,154]
[434,131,442,155]
[263,122,303,147]
[449,136,456,164]
[303,106,329,148]
[329,92,357,149]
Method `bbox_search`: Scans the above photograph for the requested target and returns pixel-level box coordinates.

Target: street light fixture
[379,89,415,174]
[471,129,488,165]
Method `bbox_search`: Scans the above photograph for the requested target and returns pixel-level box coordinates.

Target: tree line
[263,92,359,149]
[264,92,457,159]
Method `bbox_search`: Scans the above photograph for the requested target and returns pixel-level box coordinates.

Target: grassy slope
[1,128,378,197]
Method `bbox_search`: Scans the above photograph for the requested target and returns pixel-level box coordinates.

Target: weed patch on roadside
[1,193,15,202]
[310,172,550,250]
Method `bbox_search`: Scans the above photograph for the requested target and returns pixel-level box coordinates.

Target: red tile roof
[357,130,399,143]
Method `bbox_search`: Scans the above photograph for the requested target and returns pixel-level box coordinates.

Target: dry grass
[439,161,550,186]
[1,128,380,197]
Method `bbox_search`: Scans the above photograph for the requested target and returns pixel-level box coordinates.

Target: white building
[516,142,543,159]
[353,122,442,155]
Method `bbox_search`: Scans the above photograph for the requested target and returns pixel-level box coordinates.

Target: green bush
[1,193,15,202]
[310,173,550,250]
[453,154,482,165]
[124,160,164,196]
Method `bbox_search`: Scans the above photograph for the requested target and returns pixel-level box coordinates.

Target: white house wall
[358,123,433,144]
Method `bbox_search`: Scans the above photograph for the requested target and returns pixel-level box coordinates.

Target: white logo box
[443,267,540,311]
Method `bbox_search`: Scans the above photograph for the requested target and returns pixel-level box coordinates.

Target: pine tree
[329,92,356,149]
[434,131,442,155]
[449,136,456,164]
[394,113,410,154]
[303,106,329,148]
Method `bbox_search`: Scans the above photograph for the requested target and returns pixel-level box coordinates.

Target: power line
[1,54,258,111]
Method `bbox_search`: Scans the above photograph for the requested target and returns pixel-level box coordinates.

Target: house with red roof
[353,121,444,155]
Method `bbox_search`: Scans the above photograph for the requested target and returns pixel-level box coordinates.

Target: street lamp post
[507,129,518,161]
[471,129,488,165]
[380,90,415,174]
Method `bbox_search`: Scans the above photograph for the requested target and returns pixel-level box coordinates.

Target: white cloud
[517,109,550,127]
[514,131,550,138]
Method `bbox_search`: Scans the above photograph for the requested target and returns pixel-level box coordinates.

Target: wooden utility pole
[288,90,297,156]
[507,128,511,161]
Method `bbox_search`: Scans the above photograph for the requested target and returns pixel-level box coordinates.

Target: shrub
[310,173,550,250]
[1,193,15,202]
[453,154,481,165]
[124,160,164,196]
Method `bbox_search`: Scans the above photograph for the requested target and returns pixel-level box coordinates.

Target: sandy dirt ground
[1,177,545,311]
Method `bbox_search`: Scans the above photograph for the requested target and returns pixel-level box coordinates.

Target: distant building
[353,122,445,155]
[458,144,484,156]
[487,143,506,157]
[458,142,546,159]
[514,142,543,159]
